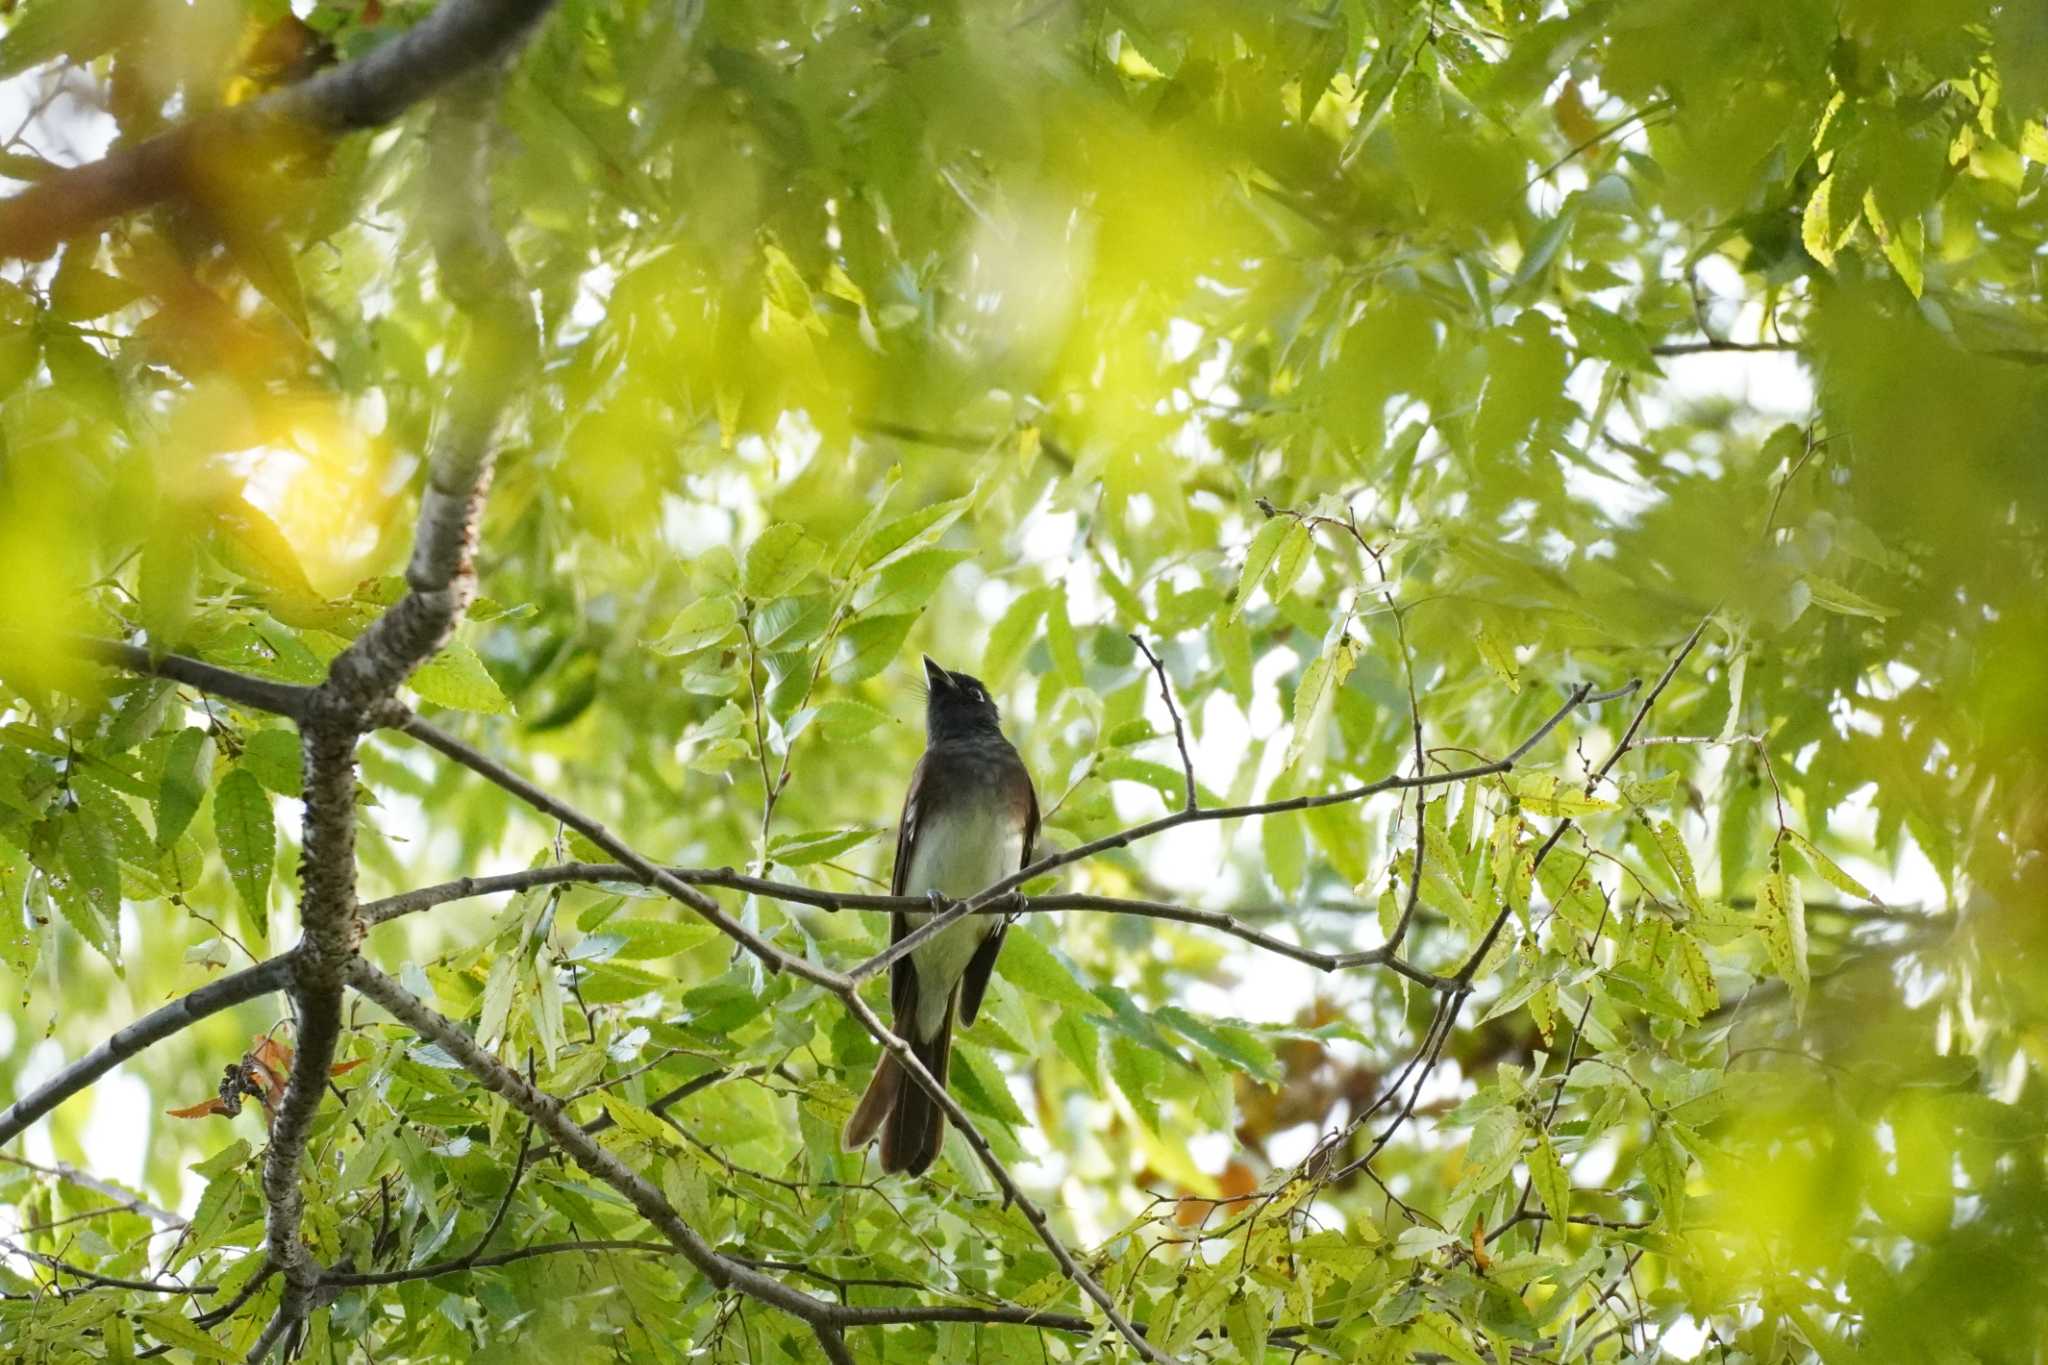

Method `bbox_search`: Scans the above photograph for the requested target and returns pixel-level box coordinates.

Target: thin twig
[1129,633,1198,811]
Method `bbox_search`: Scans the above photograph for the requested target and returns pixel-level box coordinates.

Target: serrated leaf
[953,1045,1029,1127]
[1287,636,1358,769]
[831,612,916,685]
[1804,576,1895,619]
[1156,1006,1280,1084]
[1053,1012,1103,1096]
[604,1095,685,1148]
[766,826,882,867]
[984,584,1054,682]
[1653,820,1701,912]
[475,948,520,1048]
[1232,518,1291,621]
[1784,830,1876,903]
[744,523,826,598]
[1107,1034,1166,1131]
[1528,1130,1570,1225]
[57,810,121,967]
[860,497,969,569]
[1268,522,1314,600]
[1504,774,1615,819]
[806,699,893,743]
[652,595,740,656]
[595,920,721,960]
[863,547,971,617]
[157,726,214,849]
[1759,869,1809,1015]
[1802,176,1836,267]
[995,929,1108,1016]
[239,729,303,797]
[409,640,511,714]
[212,768,273,942]
[136,1309,237,1362]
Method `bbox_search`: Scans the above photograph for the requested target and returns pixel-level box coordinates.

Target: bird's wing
[888,752,930,1028]
[958,754,1037,1028]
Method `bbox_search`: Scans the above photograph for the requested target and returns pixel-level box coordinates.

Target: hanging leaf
[212,768,274,941]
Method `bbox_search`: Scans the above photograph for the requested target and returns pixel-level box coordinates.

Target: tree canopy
[2,0,2046,1361]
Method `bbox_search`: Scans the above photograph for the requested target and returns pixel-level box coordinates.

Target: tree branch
[342,961,838,1321]
[0,1152,185,1229]
[0,0,563,261]
[387,713,853,991]
[0,957,291,1145]
[248,67,543,1358]
[66,638,316,720]
[1129,633,1198,811]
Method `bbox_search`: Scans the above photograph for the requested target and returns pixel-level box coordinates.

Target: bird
[842,655,1039,1174]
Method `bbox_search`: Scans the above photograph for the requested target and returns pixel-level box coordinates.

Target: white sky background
[0,54,1950,1357]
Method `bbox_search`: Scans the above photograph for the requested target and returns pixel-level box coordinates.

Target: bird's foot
[926,890,950,914]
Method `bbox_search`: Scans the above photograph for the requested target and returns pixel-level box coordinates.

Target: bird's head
[922,655,1003,741]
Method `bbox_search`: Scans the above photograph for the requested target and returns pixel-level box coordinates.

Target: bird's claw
[926,890,950,913]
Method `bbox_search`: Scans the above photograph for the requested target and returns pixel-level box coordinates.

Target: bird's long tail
[842,1005,954,1175]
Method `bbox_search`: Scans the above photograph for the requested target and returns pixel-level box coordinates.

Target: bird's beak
[922,655,951,691]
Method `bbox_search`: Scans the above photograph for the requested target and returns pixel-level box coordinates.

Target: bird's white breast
[901,799,1023,1039]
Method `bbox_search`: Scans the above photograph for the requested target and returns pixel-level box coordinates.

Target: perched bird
[843,656,1039,1174]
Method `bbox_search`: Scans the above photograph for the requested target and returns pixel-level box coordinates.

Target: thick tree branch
[0,957,290,1145]
[0,0,562,261]
[67,638,316,720]
[248,69,542,1359]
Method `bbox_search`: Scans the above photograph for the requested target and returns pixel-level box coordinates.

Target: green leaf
[831,612,916,685]
[1503,774,1615,819]
[1528,1130,1571,1226]
[1232,517,1291,621]
[603,1095,686,1149]
[1759,868,1809,1016]
[135,1309,237,1362]
[212,768,274,942]
[983,585,1054,682]
[952,1044,1030,1128]
[804,699,894,744]
[1510,205,1575,293]
[1653,819,1701,912]
[1053,1012,1103,1096]
[156,726,215,850]
[1804,577,1895,619]
[1286,635,1359,768]
[56,812,120,968]
[1045,586,1083,689]
[1108,1034,1166,1131]
[1268,522,1315,601]
[744,523,825,598]
[409,640,512,714]
[1155,1006,1280,1084]
[652,595,741,656]
[995,928,1109,1017]
[239,729,303,797]
[1474,622,1520,693]
[1802,176,1837,268]
[587,919,721,961]
[860,497,969,569]
[0,0,126,78]
[1784,829,1876,903]
[863,547,972,617]
[766,826,883,867]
